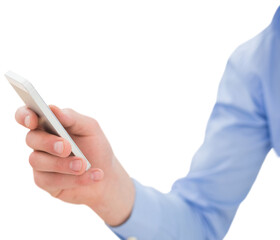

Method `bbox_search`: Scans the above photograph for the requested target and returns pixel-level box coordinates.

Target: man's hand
[15,105,135,226]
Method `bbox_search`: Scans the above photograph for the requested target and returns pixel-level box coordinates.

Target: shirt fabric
[109,6,280,240]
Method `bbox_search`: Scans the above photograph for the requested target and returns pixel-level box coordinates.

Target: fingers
[33,168,104,192]
[15,105,101,136]
[15,106,38,129]
[26,129,72,157]
[49,105,100,136]
[29,151,87,175]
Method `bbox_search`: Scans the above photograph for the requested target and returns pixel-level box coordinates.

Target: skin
[15,105,135,227]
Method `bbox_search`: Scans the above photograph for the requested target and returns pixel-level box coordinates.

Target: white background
[0,1,280,239]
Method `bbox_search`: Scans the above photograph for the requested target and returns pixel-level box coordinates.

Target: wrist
[86,157,135,226]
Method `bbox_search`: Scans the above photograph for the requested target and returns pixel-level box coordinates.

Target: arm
[110,40,272,239]
[15,30,272,240]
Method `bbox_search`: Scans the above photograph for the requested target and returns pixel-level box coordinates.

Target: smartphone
[5,71,91,170]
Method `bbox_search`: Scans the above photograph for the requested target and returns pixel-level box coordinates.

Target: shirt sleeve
[109,30,272,240]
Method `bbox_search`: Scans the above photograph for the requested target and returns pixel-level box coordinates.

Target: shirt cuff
[108,179,162,240]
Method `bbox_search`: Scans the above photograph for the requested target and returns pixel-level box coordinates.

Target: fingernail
[54,141,64,154]
[90,170,103,181]
[24,115,30,127]
[69,160,82,171]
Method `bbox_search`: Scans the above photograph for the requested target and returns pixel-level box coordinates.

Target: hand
[15,105,135,226]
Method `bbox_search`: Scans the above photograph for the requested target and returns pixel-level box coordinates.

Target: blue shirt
[109,6,280,240]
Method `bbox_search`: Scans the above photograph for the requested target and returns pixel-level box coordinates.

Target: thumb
[49,105,99,136]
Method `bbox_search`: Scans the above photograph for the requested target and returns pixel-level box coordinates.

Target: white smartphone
[5,71,91,170]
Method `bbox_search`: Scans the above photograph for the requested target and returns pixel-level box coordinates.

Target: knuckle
[76,176,89,186]
[55,158,65,172]
[25,130,33,146]
[29,152,38,168]
[90,117,99,129]
[34,172,55,190]
[33,172,44,188]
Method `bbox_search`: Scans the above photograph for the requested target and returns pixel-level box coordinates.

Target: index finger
[15,106,39,130]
